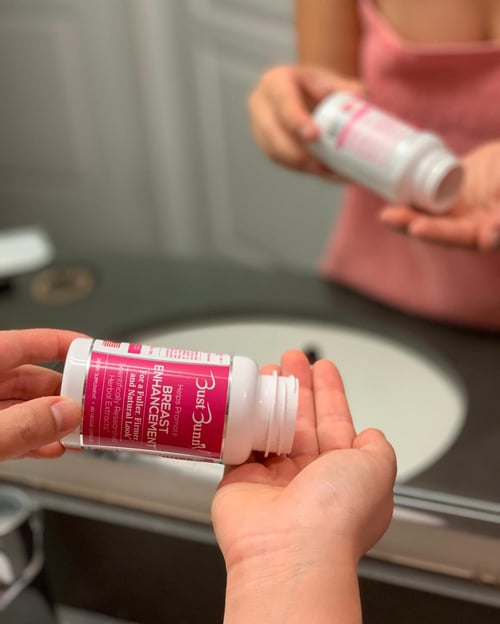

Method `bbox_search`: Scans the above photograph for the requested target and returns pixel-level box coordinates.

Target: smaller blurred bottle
[310,92,463,214]
[60,338,298,465]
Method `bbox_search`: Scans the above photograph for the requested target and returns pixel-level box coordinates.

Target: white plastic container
[310,92,464,214]
[60,338,298,465]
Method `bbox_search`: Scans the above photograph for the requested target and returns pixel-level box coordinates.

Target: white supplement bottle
[310,92,464,214]
[60,338,298,465]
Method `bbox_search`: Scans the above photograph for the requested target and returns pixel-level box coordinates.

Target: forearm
[224,549,362,624]
[295,0,360,76]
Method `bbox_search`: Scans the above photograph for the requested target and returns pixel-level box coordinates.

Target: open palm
[380,141,500,250]
[212,350,396,570]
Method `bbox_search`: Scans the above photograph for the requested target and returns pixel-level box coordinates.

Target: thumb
[354,428,397,481]
[0,397,81,460]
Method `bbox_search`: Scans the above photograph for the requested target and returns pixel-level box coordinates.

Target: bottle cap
[60,337,91,448]
[411,148,464,214]
[253,372,299,456]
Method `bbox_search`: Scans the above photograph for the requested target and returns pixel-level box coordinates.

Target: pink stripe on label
[128,344,142,354]
[336,103,371,148]
[82,352,230,460]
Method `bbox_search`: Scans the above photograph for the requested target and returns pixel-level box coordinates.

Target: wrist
[223,536,361,624]
[222,525,359,575]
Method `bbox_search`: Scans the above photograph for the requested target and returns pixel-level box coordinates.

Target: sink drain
[30,265,96,306]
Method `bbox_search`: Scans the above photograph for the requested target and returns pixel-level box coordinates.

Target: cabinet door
[0,0,191,256]
[180,0,342,271]
[0,0,342,272]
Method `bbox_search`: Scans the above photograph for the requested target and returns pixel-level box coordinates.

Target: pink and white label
[334,102,414,167]
[82,340,231,460]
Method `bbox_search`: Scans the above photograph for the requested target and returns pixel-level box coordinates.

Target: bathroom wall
[0,0,341,272]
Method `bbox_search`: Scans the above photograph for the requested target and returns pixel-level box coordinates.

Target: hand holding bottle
[380,141,500,250]
[0,328,83,460]
[212,350,396,624]
[248,64,365,180]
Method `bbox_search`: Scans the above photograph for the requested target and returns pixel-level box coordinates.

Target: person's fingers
[251,101,322,171]
[0,365,63,399]
[379,205,419,229]
[259,363,280,376]
[313,359,356,453]
[408,217,478,247]
[249,66,367,180]
[478,213,500,251]
[250,66,317,142]
[264,66,320,140]
[279,350,319,457]
[250,82,327,173]
[23,441,66,459]
[0,396,81,460]
[478,227,500,251]
[382,204,498,250]
[381,203,478,247]
[353,428,397,482]
[270,67,365,141]
[0,329,85,374]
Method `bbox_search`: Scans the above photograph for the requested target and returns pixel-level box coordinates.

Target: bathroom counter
[1,252,500,589]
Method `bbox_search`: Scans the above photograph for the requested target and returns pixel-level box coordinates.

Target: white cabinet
[0,0,341,272]
[180,0,342,270]
[0,0,160,253]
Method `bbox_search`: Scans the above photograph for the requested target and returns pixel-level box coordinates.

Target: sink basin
[0,317,466,523]
[134,318,466,482]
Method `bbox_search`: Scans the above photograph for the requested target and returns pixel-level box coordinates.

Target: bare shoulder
[376,0,494,44]
[295,0,360,77]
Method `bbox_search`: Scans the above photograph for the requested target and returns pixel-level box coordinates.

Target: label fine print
[82,340,231,460]
[323,96,414,168]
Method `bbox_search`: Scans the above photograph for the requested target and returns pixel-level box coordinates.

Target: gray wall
[0,0,342,273]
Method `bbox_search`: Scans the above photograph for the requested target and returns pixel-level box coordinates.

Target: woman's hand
[248,65,365,180]
[212,350,396,573]
[213,350,395,624]
[380,141,500,250]
[0,328,84,460]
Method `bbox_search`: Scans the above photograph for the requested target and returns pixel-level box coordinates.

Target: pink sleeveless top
[320,0,500,331]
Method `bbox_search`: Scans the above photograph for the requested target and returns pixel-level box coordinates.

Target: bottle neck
[253,372,298,456]
[411,147,463,214]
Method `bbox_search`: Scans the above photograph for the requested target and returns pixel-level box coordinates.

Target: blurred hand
[248,65,366,181]
[212,350,396,574]
[0,328,84,460]
[380,141,500,251]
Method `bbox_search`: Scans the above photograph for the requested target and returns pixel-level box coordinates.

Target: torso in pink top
[320,0,500,331]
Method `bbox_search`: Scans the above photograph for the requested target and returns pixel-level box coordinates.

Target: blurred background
[1,2,500,623]
[0,0,340,272]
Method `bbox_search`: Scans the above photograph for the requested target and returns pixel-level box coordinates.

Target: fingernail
[51,399,80,432]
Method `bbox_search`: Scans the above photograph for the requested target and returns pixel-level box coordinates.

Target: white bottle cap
[60,337,91,448]
[411,148,464,214]
[253,372,299,456]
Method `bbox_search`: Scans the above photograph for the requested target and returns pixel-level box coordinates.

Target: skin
[0,331,397,622]
[213,350,396,624]
[248,0,500,250]
[376,0,500,44]
[381,142,500,250]
[0,328,84,460]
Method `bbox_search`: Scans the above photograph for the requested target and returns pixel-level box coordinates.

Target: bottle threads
[310,92,463,214]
